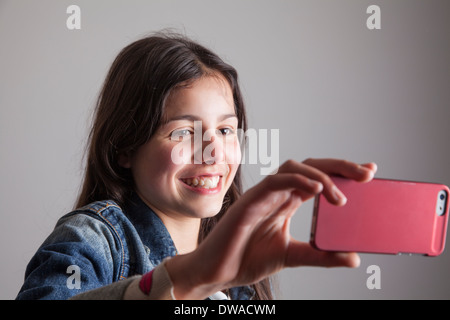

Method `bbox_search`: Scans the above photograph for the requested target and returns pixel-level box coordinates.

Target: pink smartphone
[310,177,449,256]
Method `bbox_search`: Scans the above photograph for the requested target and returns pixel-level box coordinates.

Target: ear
[118,152,132,169]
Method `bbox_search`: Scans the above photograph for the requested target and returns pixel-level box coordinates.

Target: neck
[136,191,201,254]
[158,213,201,255]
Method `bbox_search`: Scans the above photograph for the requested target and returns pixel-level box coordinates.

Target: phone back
[311,177,449,256]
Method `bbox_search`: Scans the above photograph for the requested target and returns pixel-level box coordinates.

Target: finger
[228,173,323,228]
[360,162,378,181]
[259,173,324,197]
[285,240,361,268]
[302,158,377,183]
[299,159,378,205]
[278,160,348,206]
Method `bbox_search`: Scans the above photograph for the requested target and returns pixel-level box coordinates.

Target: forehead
[163,75,235,120]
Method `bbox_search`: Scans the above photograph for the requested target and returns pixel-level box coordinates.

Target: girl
[17,32,376,300]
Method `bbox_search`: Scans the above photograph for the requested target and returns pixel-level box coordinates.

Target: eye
[170,129,193,141]
[218,127,235,136]
[178,129,192,136]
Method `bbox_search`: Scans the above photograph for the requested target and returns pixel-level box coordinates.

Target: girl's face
[123,75,241,220]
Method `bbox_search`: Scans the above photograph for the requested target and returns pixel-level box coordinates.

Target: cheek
[132,142,180,187]
[156,150,180,179]
[170,139,194,165]
[224,138,241,187]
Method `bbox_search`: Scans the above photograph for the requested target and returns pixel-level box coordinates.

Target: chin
[199,207,223,219]
[184,201,224,219]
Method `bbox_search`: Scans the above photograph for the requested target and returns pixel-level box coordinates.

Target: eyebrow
[165,114,238,123]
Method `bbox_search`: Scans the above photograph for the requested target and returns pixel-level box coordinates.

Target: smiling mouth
[180,175,221,189]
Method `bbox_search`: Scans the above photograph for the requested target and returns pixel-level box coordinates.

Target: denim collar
[124,193,178,266]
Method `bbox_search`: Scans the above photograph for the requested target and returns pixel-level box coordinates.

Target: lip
[179,174,223,195]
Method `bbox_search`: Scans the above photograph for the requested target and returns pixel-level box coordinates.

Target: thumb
[285,239,361,268]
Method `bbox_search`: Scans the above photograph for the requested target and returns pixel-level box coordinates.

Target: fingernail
[358,165,374,180]
[332,185,347,204]
[336,253,360,268]
[360,163,377,175]
[353,254,361,268]
[357,165,369,173]
[309,180,323,192]
[365,168,374,180]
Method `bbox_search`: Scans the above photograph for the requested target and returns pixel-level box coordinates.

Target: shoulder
[17,200,137,299]
[49,200,140,265]
[55,200,134,241]
[61,200,124,224]
[46,200,125,245]
[37,200,131,261]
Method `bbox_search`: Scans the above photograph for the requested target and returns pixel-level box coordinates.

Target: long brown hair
[75,32,272,300]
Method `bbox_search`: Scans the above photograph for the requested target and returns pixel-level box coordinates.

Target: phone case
[310,177,449,256]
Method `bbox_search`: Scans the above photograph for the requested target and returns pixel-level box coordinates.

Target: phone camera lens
[440,193,446,201]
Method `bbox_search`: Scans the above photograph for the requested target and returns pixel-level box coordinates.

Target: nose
[201,129,225,165]
[192,128,225,165]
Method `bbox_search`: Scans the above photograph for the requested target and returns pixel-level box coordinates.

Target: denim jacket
[16,194,254,300]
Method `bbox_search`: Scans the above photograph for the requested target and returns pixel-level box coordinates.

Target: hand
[166,158,377,299]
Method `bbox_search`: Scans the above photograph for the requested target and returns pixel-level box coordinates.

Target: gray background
[1,0,449,299]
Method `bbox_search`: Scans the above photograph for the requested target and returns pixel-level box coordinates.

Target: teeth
[182,176,220,189]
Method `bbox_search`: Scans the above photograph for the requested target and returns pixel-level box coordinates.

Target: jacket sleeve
[69,276,139,300]
[16,212,126,300]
